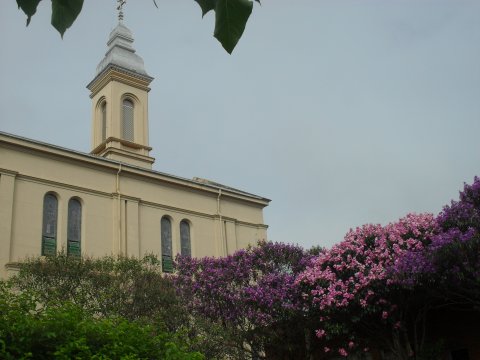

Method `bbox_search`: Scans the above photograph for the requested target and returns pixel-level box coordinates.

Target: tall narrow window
[42,193,58,256]
[161,217,173,272]
[67,198,82,257]
[122,99,134,141]
[180,220,191,257]
[101,101,107,141]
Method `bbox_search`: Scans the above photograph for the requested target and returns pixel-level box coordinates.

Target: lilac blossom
[174,241,312,328]
[393,177,480,296]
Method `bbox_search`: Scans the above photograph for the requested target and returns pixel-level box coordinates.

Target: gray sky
[1,0,479,249]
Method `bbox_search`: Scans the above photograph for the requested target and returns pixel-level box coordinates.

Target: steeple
[87,2,155,169]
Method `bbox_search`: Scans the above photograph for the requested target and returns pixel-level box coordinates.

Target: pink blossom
[296,213,438,351]
[338,348,348,357]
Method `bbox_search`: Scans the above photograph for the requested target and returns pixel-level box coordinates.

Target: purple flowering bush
[175,241,314,358]
[394,177,480,308]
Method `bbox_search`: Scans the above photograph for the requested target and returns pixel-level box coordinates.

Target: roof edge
[0,131,271,205]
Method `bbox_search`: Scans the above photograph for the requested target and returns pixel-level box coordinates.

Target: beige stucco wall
[91,75,150,150]
[0,134,269,279]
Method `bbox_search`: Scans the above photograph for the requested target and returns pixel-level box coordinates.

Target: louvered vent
[122,99,134,141]
[101,102,107,141]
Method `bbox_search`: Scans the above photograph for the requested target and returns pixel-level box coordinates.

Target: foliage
[175,241,315,358]
[10,253,241,359]
[16,0,258,53]
[394,177,480,309]
[0,281,204,360]
[16,0,83,36]
[297,213,439,358]
[12,253,185,330]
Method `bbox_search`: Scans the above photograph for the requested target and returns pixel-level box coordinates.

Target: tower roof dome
[95,21,150,78]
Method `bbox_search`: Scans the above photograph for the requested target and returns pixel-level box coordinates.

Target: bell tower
[87,1,155,169]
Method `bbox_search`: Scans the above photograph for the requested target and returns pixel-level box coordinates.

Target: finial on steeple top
[117,0,126,22]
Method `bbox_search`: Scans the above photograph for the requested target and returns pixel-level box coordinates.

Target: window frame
[161,216,173,272]
[67,197,82,257]
[41,193,58,256]
[180,220,191,257]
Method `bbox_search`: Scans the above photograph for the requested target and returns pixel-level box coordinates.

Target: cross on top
[117,0,126,22]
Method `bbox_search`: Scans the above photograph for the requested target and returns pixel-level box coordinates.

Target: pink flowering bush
[297,213,438,357]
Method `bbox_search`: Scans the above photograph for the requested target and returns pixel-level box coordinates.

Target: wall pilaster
[0,170,17,277]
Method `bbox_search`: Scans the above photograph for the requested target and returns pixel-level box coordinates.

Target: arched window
[67,198,82,257]
[101,101,107,141]
[42,193,58,256]
[180,220,191,257]
[161,216,173,272]
[122,99,134,141]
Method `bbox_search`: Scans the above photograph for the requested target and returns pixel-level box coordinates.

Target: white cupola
[87,17,155,169]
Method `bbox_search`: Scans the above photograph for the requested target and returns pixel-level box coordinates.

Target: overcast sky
[1,0,479,249]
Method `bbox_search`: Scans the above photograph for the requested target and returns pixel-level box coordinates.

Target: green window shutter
[68,241,81,257]
[42,236,56,256]
[162,255,173,273]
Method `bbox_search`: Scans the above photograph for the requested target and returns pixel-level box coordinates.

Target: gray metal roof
[95,21,150,78]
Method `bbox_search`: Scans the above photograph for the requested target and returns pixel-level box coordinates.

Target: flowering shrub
[297,213,438,356]
[176,241,311,326]
[175,241,314,357]
[394,177,480,307]
[438,176,480,232]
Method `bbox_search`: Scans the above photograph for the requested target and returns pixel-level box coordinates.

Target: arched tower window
[67,198,82,257]
[101,101,107,141]
[122,99,134,141]
[42,193,58,256]
[161,216,173,272]
[180,220,191,257]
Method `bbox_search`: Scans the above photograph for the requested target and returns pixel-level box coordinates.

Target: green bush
[8,253,241,359]
[11,253,187,331]
[0,282,204,360]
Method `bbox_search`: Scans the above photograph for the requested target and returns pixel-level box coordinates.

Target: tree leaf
[51,0,84,38]
[195,0,216,17]
[214,0,253,54]
[17,0,42,26]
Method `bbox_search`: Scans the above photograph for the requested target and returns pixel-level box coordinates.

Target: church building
[0,16,269,278]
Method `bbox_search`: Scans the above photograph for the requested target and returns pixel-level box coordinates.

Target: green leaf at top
[17,0,42,26]
[214,0,253,54]
[51,0,84,38]
[195,0,216,17]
